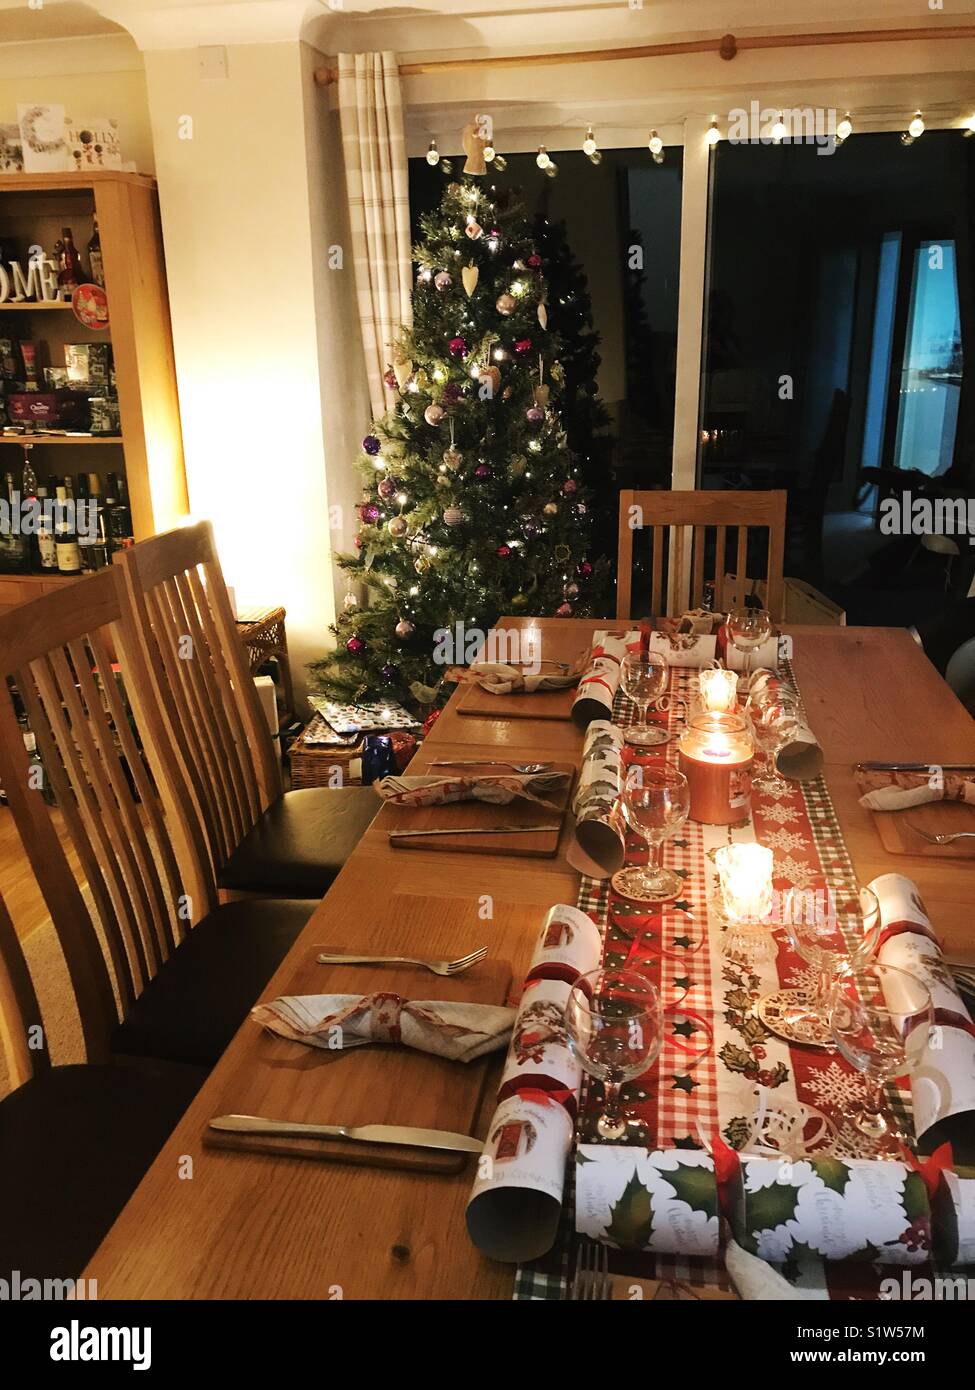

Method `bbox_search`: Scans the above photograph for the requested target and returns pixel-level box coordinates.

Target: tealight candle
[698,667,739,714]
[715,843,774,923]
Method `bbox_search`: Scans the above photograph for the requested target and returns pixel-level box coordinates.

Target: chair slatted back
[0,570,211,1063]
[616,489,787,620]
[113,522,281,880]
[0,891,47,1091]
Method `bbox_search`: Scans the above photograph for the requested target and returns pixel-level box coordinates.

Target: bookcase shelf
[0,171,187,543]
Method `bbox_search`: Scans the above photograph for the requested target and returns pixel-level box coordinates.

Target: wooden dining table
[84,619,975,1300]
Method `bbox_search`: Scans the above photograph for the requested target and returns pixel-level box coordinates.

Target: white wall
[143,40,340,699]
[0,33,154,172]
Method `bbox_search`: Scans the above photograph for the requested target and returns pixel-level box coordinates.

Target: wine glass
[828,963,933,1141]
[566,968,662,1140]
[756,884,881,1046]
[746,688,801,793]
[616,764,690,900]
[620,651,669,748]
[727,608,773,679]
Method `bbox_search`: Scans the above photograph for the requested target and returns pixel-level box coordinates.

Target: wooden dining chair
[616,489,787,621]
[0,569,320,1069]
[0,885,204,1281]
[112,520,377,898]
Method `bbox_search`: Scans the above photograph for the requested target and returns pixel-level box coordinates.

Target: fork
[316,947,487,977]
[570,1238,612,1301]
[904,822,975,846]
[428,760,553,774]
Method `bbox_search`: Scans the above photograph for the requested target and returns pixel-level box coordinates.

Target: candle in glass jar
[715,843,774,923]
[698,667,739,713]
[677,712,753,824]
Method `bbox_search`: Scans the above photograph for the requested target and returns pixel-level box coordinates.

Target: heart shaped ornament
[392,356,413,390]
[462,264,480,297]
[537,302,548,330]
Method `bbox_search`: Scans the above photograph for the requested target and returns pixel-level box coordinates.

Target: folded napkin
[374,771,570,810]
[747,669,824,781]
[857,768,975,811]
[446,661,580,694]
[252,993,514,1063]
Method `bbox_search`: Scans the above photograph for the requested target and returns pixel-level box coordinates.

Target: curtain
[337,52,413,419]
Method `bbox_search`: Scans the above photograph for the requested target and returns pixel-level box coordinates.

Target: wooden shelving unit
[0,171,188,610]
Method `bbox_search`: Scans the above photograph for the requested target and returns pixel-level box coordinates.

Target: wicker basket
[289,717,365,788]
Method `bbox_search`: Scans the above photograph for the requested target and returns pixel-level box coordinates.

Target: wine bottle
[0,473,28,574]
[21,454,39,571]
[54,485,82,575]
[87,217,105,288]
[75,473,97,572]
[109,475,133,550]
[36,477,57,572]
[87,472,108,570]
[59,228,83,297]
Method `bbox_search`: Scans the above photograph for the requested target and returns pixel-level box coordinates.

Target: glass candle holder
[715,842,776,968]
[698,667,739,714]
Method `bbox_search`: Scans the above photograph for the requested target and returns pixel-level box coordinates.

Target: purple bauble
[514,338,532,356]
[442,382,465,405]
[362,435,381,456]
[562,479,578,495]
[577,560,594,578]
[474,464,491,479]
[448,336,468,359]
[522,521,541,540]
[359,503,380,524]
[526,406,545,427]
[381,663,400,682]
[346,635,365,654]
[377,477,396,500]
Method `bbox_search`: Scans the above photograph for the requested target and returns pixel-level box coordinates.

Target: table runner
[514,662,916,1300]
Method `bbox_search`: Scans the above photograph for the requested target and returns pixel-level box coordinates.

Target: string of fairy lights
[424,107,975,175]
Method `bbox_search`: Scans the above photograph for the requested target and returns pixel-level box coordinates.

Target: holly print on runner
[718,961,789,1090]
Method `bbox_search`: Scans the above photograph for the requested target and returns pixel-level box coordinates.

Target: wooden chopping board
[455,679,577,721]
[378,762,575,857]
[204,957,511,1175]
[871,801,975,860]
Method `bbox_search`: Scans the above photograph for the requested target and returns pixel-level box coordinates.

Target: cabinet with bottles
[0,170,187,610]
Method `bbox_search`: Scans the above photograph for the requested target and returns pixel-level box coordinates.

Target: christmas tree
[312,177,609,708]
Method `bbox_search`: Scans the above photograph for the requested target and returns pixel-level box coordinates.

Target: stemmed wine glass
[727,608,773,680]
[620,651,669,748]
[756,884,881,1046]
[566,967,663,1140]
[746,688,801,793]
[616,764,690,901]
[828,963,934,1141]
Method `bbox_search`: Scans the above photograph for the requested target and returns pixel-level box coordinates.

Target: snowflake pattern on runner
[760,802,801,826]
[753,780,794,802]
[762,829,808,854]
[832,1119,889,1160]
[781,962,822,994]
[803,1059,868,1109]
[773,854,817,888]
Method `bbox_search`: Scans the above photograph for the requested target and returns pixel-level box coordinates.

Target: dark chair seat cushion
[0,1058,205,1283]
[111,897,318,1067]
[217,787,377,896]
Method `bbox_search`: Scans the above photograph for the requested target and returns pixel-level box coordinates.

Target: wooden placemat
[871,802,975,860]
[379,763,575,857]
[455,679,577,721]
[204,958,511,1175]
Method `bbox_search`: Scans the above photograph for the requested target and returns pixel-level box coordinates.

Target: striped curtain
[337,52,413,419]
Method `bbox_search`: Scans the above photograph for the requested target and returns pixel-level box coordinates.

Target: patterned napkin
[251,993,514,1063]
[374,771,570,810]
[857,768,975,811]
[446,660,582,694]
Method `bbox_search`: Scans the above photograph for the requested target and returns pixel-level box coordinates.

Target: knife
[209,1114,484,1154]
[855,761,975,773]
[388,823,553,839]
